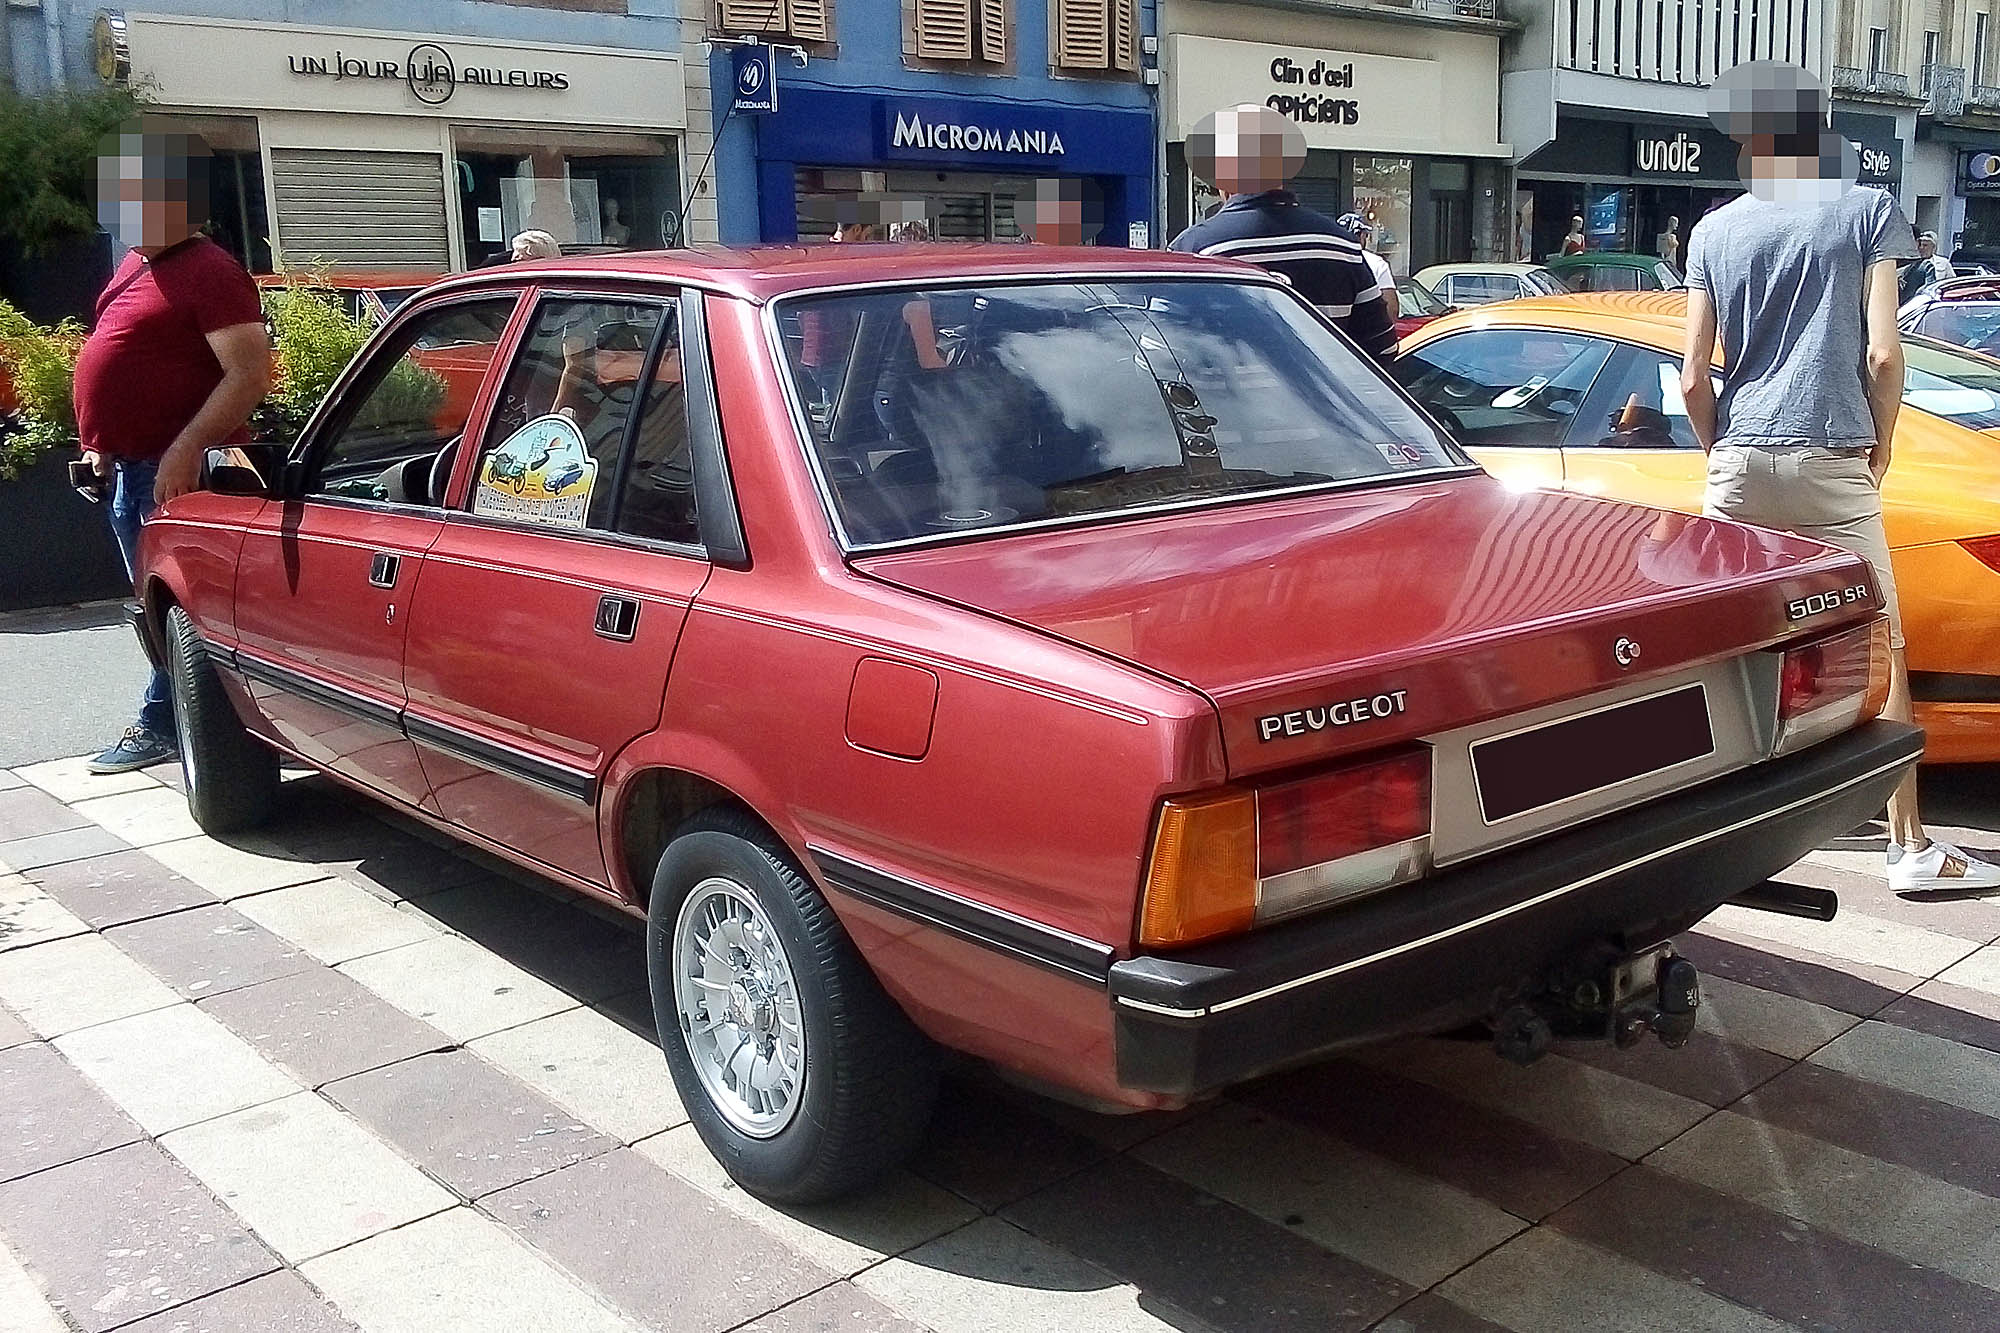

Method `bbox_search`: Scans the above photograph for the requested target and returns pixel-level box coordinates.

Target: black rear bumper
[1109,720,1923,1097]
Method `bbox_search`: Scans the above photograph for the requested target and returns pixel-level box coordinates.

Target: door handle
[368,552,401,588]
[594,594,639,641]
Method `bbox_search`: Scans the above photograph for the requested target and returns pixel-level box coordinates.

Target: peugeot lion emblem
[1613,636,1642,669]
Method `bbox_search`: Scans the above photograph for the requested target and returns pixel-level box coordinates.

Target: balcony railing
[1973,83,2000,110]
[1834,65,1914,97]
[1926,63,1967,115]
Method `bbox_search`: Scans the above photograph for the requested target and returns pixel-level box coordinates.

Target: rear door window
[471,298,668,532]
[1393,329,1614,447]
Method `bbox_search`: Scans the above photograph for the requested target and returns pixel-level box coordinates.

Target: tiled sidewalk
[2,758,1999,1332]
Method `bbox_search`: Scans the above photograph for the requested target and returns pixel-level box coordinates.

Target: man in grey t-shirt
[1683,61,1999,895]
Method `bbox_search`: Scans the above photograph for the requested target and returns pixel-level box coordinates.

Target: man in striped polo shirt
[1169,104,1397,364]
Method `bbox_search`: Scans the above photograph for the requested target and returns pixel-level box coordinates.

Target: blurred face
[1028,179,1102,245]
[96,126,208,253]
[1185,105,1306,198]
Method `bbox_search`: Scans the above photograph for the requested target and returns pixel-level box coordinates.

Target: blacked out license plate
[1472,684,1714,823]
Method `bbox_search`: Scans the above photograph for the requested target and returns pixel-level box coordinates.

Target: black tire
[647,809,938,1203]
[164,604,279,835]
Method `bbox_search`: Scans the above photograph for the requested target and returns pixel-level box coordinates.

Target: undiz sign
[1634,131,1703,175]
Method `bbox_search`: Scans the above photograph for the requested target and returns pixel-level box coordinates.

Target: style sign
[473,415,598,530]
[732,44,777,115]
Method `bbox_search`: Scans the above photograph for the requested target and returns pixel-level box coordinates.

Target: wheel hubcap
[671,877,805,1138]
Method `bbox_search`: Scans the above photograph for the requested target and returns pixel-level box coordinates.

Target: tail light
[1960,535,2000,575]
[1773,618,1891,756]
[1139,749,1433,949]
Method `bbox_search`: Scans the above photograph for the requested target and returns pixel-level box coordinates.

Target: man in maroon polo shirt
[76,126,271,774]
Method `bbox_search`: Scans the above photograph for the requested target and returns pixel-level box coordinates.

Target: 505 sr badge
[1787,584,1871,621]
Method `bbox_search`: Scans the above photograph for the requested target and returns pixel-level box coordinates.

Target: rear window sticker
[473,414,598,529]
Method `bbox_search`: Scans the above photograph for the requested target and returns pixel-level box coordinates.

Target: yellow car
[1397,291,2000,762]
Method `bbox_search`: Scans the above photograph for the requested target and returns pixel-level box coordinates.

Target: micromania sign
[881,100,1071,164]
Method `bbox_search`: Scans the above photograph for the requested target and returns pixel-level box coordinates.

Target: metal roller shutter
[270,149,450,271]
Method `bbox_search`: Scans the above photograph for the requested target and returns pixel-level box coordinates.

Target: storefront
[743,88,1153,246]
[112,13,688,272]
[1160,21,1510,271]
[1516,115,1745,265]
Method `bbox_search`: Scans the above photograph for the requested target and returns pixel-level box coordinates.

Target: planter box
[0,449,131,612]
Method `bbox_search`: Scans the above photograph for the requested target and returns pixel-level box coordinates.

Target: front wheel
[647,810,938,1203]
[164,604,279,835]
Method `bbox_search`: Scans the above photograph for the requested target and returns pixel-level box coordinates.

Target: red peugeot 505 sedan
[136,247,1920,1201]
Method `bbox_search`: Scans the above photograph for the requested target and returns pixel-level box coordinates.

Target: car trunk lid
[854,477,1878,778]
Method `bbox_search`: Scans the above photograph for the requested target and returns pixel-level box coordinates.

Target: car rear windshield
[774,278,1464,546]
[1903,336,2000,430]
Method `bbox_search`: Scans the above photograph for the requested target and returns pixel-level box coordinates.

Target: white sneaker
[1886,840,2000,895]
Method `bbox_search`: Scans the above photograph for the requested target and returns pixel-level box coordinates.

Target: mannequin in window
[1562,216,1587,255]
[602,198,631,247]
[1658,215,1682,267]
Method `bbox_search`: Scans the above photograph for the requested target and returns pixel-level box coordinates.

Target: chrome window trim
[1116,752,1917,1020]
[759,272,1476,557]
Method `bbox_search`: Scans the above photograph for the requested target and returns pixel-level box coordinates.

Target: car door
[232,293,522,806]
[1394,327,1616,493]
[401,290,709,887]
[1558,342,1712,514]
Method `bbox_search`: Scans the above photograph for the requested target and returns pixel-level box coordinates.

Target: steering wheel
[428,437,461,507]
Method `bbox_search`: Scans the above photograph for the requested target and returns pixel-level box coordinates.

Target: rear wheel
[647,809,938,1203]
[164,604,278,835]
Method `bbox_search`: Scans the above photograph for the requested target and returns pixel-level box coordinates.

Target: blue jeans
[108,459,175,739]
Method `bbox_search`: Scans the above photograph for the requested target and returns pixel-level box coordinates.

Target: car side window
[307,297,517,504]
[1451,275,1510,305]
[1569,344,1711,450]
[470,298,668,533]
[1393,329,1613,447]
[615,315,700,547]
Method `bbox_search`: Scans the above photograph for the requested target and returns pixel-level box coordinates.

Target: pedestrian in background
[1900,230,1955,302]
[1338,212,1395,291]
[1681,61,1999,894]
[1170,105,1396,364]
[510,230,561,261]
[76,123,272,774]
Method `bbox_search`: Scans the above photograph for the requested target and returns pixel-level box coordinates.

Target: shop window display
[454,129,682,266]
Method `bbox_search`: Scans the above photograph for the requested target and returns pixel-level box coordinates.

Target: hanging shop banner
[732,44,778,116]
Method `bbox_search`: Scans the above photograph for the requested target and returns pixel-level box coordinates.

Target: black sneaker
[87,725,177,775]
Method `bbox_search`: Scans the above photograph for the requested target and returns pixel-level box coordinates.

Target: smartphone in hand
[67,459,108,504]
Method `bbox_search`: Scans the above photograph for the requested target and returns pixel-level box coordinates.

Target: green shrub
[0,85,149,254]
[260,277,445,443]
[0,298,86,479]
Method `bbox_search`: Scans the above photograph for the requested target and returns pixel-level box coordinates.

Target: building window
[909,0,1006,64]
[1978,11,1992,83]
[1869,26,1889,80]
[1052,0,1136,73]
[716,0,830,43]
[1925,29,1941,89]
[452,128,683,267]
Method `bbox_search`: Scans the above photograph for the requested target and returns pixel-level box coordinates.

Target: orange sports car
[1397,291,2000,762]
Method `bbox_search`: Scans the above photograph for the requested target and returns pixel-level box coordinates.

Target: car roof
[414,244,1257,305]
[1548,253,1665,267]
[1922,275,2000,303]
[1417,289,1690,343]
[1415,263,1547,278]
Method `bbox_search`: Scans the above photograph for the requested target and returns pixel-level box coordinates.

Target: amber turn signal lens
[1861,616,1892,724]
[1138,790,1257,949]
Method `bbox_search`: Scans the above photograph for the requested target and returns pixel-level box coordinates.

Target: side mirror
[200,444,293,498]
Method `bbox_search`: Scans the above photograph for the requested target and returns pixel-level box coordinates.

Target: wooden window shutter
[915,0,976,59]
[1111,0,1136,70]
[977,0,1007,63]
[1055,0,1109,68]
[788,0,830,40]
[717,0,786,34]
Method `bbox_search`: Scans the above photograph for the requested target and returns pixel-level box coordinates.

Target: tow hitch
[1491,944,1700,1066]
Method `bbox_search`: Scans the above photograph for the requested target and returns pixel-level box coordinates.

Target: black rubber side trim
[234,649,402,730]
[1910,671,2000,704]
[807,847,1113,986]
[684,294,749,570]
[403,714,597,804]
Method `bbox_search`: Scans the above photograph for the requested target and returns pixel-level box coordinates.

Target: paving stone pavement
[1,756,1998,1332]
